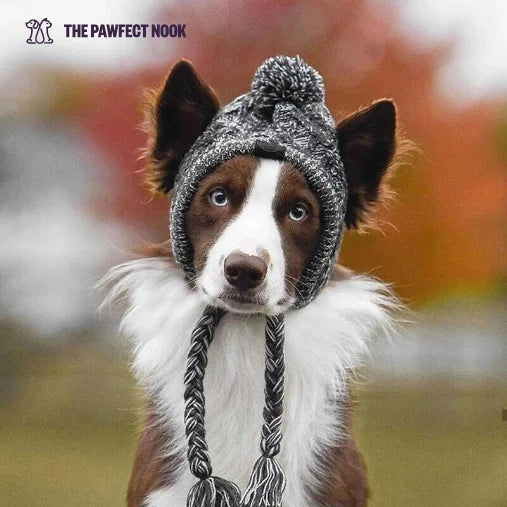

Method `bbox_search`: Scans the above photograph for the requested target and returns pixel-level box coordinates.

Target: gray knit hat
[170,55,347,309]
[173,56,348,507]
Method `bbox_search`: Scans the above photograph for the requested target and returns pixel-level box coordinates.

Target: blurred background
[0,0,505,505]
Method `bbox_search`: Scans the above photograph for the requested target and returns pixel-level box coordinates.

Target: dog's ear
[336,99,397,229]
[144,60,220,194]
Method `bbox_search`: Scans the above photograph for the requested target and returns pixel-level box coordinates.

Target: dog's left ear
[336,99,397,229]
[144,60,220,194]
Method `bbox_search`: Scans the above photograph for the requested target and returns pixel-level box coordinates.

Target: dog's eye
[289,203,308,221]
[210,188,228,207]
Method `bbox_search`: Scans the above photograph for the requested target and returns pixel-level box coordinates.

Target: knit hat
[171,55,348,309]
[173,56,348,507]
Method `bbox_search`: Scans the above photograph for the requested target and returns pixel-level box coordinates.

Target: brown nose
[224,252,267,290]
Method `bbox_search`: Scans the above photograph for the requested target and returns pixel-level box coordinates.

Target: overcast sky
[0,0,506,103]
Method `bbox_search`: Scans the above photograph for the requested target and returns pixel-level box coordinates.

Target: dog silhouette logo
[26,18,53,44]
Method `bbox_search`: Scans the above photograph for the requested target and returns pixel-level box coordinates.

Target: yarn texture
[170,55,347,309]
[251,55,325,117]
[173,56,348,506]
[184,308,286,507]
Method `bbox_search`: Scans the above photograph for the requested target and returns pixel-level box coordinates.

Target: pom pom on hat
[251,55,325,115]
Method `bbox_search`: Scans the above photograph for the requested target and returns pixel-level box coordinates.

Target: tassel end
[241,456,286,507]
[187,476,241,507]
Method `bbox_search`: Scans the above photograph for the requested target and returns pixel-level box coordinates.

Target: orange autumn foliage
[75,0,506,303]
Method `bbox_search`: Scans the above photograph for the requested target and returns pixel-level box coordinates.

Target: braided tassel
[241,314,287,507]
[184,306,241,507]
[187,476,241,507]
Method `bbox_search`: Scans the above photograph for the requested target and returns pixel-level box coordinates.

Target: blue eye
[289,203,308,221]
[210,188,228,207]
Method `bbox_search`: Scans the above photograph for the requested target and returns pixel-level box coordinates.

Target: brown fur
[186,155,258,275]
[336,99,414,231]
[312,397,369,507]
[127,403,181,507]
[348,133,414,233]
[331,263,355,281]
[316,440,369,506]
[275,162,321,291]
[128,393,367,506]
[137,239,173,260]
[142,60,220,195]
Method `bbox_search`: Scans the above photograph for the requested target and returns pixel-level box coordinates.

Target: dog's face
[186,156,320,314]
[144,60,397,313]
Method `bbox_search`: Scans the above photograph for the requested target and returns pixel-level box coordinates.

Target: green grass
[0,332,139,506]
[355,383,507,507]
[1,333,506,506]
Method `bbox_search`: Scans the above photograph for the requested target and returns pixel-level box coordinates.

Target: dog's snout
[224,252,267,290]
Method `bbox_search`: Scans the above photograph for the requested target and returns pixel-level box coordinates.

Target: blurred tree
[74,0,506,304]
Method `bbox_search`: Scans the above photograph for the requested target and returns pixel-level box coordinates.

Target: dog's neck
[104,257,397,506]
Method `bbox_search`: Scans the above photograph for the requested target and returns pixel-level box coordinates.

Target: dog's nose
[224,252,267,290]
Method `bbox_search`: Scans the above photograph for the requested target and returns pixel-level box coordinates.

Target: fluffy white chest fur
[103,258,396,507]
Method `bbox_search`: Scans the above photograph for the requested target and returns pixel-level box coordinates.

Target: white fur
[101,258,398,507]
[199,158,291,315]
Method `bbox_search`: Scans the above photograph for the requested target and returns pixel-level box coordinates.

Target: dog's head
[143,60,398,314]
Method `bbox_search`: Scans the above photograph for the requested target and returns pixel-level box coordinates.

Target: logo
[26,18,53,44]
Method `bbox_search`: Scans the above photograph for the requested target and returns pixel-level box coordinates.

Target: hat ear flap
[336,99,397,228]
[144,60,220,194]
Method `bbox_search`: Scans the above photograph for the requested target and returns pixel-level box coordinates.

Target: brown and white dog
[103,60,401,506]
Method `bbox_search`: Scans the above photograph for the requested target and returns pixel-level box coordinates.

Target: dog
[103,58,401,506]
[25,18,52,44]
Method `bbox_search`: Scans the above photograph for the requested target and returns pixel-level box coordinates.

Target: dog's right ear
[336,100,397,229]
[144,60,220,194]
